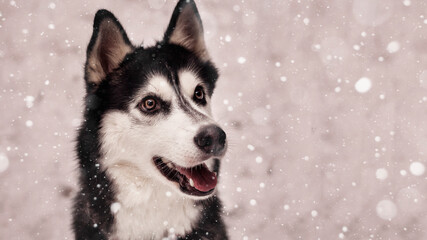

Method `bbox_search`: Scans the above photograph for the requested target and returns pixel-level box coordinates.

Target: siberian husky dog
[72,1,228,239]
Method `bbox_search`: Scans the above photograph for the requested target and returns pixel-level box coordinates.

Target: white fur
[179,70,213,116]
[140,75,174,102]
[99,73,222,239]
[109,165,200,239]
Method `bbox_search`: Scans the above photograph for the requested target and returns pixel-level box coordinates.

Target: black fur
[73,1,228,239]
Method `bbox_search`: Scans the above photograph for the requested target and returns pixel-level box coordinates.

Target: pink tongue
[176,164,217,192]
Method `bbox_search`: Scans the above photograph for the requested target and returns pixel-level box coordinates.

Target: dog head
[83,0,226,199]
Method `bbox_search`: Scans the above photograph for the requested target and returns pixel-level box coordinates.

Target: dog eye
[140,97,160,113]
[193,86,206,104]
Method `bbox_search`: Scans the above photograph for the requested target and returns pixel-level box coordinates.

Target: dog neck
[106,165,201,239]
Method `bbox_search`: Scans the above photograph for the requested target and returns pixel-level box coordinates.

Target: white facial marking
[100,73,218,195]
[98,71,224,238]
[141,75,174,101]
[179,70,212,116]
[180,71,200,96]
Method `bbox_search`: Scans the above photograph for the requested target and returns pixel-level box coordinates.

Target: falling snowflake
[237,57,246,64]
[376,199,397,220]
[354,77,372,93]
[409,162,425,176]
[0,152,9,173]
[387,41,400,54]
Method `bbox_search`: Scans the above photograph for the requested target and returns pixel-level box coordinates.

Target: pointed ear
[163,0,209,61]
[85,9,133,91]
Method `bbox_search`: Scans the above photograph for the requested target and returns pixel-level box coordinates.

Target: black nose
[194,124,227,155]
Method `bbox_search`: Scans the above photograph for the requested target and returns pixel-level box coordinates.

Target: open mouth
[153,157,218,196]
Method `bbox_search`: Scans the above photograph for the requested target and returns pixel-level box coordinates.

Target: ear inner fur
[163,0,210,61]
[85,10,133,92]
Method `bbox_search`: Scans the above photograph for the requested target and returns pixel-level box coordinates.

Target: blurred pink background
[1,0,427,239]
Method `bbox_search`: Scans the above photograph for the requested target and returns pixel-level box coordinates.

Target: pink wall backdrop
[1,0,427,239]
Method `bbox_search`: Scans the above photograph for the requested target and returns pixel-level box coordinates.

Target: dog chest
[110,175,201,239]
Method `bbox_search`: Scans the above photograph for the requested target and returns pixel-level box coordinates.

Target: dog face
[83,1,226,199]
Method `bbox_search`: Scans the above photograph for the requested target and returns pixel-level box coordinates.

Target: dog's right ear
[85,9,133,92]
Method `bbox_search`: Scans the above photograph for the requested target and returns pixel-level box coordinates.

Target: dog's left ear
[163,0,209,61]
[85,9,133,92]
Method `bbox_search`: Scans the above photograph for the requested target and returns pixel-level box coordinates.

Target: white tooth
[189,178,194,187]
[167,162,173,168]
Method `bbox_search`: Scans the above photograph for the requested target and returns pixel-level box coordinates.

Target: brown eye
[145,98,156,109]
[194,86,205,100]
[140,97,158,112]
